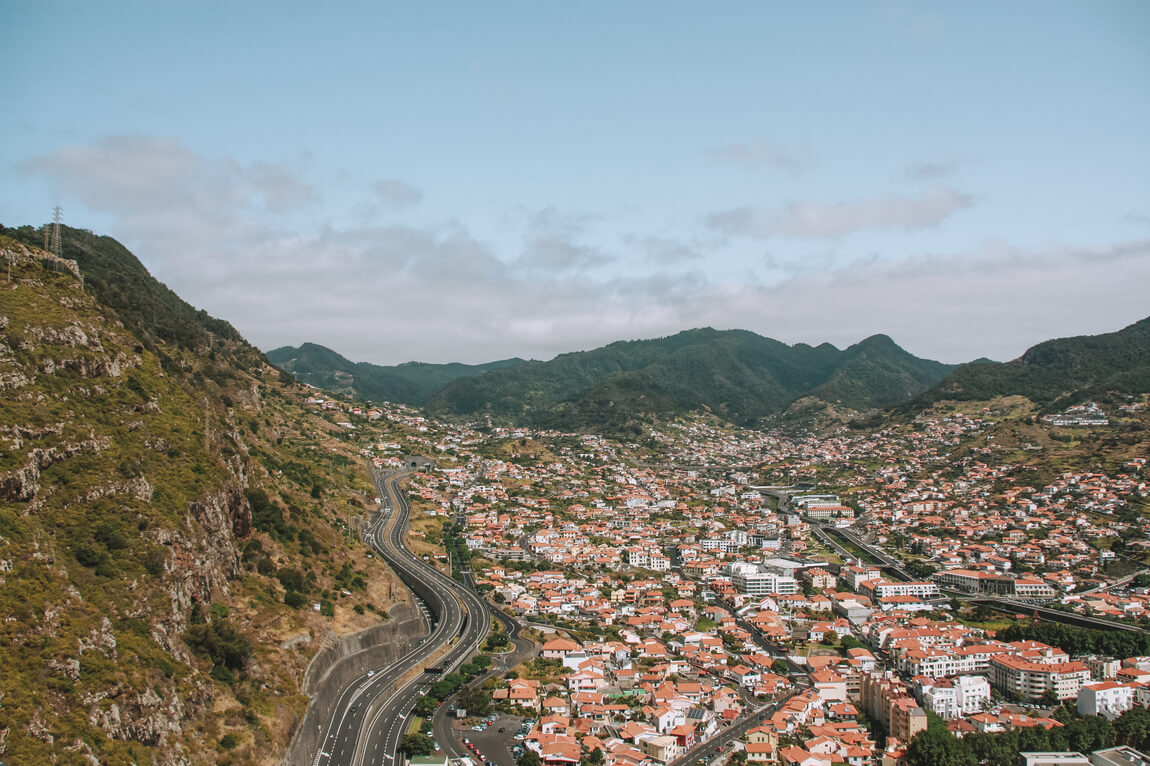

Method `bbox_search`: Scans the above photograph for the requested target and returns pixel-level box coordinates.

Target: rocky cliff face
[0,234,403,764]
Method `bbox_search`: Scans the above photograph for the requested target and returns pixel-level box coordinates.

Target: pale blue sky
[3,2,1148,364]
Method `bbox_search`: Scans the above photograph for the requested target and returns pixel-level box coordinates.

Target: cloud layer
[707,187,974,240]
[19,137,1146,367]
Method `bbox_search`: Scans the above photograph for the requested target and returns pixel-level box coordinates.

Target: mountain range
[270,330,959,433]
[273,316,1150,434]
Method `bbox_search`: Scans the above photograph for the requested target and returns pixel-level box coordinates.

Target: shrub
[74,545,103,568]
[276,568,306,593]
[284,591,307,609]
[184,619,252,671]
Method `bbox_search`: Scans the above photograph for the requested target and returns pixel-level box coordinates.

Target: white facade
[871,581,940,599]
[921,675,991,720]
[1077,681,1135,719]
[729,563,800,595]
[901,649,979,678]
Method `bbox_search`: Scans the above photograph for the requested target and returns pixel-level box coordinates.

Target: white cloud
[707,187,974,240]
[371,178,423,208]
[623,234,702,263]
[713,140,814,173]
[905,160,956,182]
[515,208,614,273]
[21,136,315,220]
[16,135,1145,368]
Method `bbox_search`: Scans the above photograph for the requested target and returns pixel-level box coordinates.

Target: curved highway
[432,605,537,760]
[312,469,490,766]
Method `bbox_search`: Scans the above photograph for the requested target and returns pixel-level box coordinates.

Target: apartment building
[917,675,991,720]
[1077,681,1137,719]
[860,672,928,744]
[990,656,1090,701]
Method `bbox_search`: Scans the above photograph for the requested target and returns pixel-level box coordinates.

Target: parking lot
[459,713,532,766]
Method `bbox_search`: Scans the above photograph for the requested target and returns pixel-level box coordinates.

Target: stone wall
[281,601,427,765]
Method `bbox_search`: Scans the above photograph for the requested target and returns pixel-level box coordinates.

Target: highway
[812,520,1150,635]
[311,469,490,766]
[431,606,537,760]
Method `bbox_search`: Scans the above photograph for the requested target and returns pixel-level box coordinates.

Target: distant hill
[266,342,526,404]
[913,316,1150,411]
[426,328,954,432]
[267,328,946,433]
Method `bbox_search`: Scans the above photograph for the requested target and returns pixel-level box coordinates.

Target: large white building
[990,656,1091,701]
[728,563,800,595]
[919,675,992,720]
[900,647,979,678]
[627,548,671,571]
[870,580,940,599]
[1077,681,1137,719]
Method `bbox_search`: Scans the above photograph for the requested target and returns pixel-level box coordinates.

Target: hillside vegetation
[912,316,1150,412]
[267,342,524,405]
[0,227,409,765]
[272,328,955,435]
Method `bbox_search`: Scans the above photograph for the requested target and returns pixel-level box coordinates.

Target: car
[472,725,484,731]
[367,670,375,677]
[498,727,505,734]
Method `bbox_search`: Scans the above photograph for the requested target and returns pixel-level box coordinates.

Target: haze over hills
[269,329,958,433]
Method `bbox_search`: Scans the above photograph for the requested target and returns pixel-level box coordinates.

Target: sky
[3,2,1149,366]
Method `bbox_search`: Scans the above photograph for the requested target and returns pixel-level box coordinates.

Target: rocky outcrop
[38,351,136,378]
[150,488,246,634]
[1,242,82,283]
[0,436,112,503]
[88,681,209,752]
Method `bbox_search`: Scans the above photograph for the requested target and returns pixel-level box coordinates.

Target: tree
[518,750,542,766]
[400,733,435,756]
[905,727,975,766]
[414,695,439,717]
[1115,705,1150,749]
[581,747,605,766]
[840,635,864,652]
[459,685,491,717]
[771,659,789,675]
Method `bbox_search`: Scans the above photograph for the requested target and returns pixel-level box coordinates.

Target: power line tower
[50,205,63,258]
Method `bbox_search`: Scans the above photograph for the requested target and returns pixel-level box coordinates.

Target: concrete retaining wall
[281,601,427,766]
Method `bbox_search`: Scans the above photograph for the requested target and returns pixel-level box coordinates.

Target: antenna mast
[50,205,63,258]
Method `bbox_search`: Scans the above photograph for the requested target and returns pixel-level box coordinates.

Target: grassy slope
[0,235,409,764]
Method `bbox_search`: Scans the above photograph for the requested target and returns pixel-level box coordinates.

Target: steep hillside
[266,342,525,404]
[425,328,955,433]
[0,230,409,765]
[810,334,956,410]
[913,316,1150,412]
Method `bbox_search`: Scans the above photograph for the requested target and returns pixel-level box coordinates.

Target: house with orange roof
[778,746,831,766]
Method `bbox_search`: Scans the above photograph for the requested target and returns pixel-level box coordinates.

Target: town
[303,391,1150,766]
